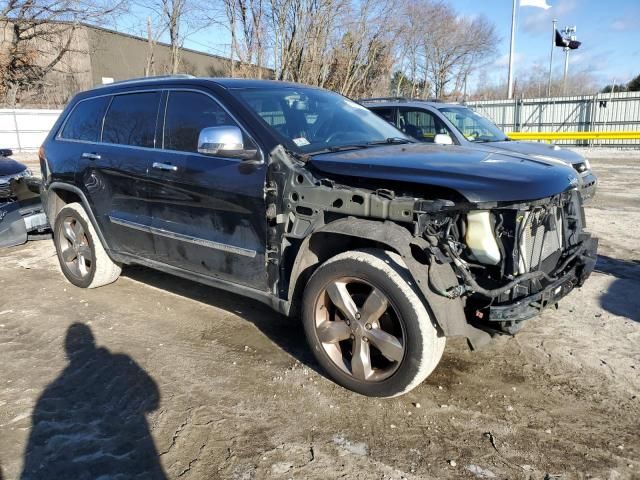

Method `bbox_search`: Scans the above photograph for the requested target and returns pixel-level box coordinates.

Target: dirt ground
[0,149,638,480]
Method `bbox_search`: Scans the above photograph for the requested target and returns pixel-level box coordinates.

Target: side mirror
[434,134,453,145]
[197,126,258,161]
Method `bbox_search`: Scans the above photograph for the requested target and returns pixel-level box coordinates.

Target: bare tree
[142,0,210,75]
[472,65,600,100]
[144,16,163,77]
[422,2,497,98]
[325,0,396,98]
[222,0,266,78]
[0,0,125,105]
[393,0,497,99]
[156,0,187,73]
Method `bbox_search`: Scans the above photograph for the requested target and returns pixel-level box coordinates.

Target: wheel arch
[285,217,491,349]
[46,182,112,254]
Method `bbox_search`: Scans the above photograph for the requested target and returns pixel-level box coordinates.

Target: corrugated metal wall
[466,91,640,146]
[0,109,61,152]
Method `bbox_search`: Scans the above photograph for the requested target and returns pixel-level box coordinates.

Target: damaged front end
[0,152,49,248]
[267,145,597,349]
[417,191,598,334]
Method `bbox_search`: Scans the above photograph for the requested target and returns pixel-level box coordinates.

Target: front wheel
[302,249,445,397]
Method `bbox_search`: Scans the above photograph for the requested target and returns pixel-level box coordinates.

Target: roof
[210,78,315,89]
[87,75,316,92]
[359,98,462,109]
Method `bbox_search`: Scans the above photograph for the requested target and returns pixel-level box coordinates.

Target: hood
[481,140,584,165]
[0,158,28,177]
[308,143,579,203]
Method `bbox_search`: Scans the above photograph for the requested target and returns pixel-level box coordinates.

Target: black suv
[40,76,597,397]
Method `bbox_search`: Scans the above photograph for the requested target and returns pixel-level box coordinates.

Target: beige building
[1,22,268,106]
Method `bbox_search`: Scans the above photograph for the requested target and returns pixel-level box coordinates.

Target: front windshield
[439,107,508,143]
[233,87,410,153]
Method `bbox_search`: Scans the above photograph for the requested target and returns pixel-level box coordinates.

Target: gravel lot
[0,149,638,480]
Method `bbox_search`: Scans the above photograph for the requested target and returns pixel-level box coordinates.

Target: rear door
[77,90,162,258]
[147,89,268,290]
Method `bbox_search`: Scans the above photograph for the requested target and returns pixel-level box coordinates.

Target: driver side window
[163,91,237,153]
[398,109,450,143]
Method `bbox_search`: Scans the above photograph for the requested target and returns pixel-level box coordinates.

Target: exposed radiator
[518,207,563,273]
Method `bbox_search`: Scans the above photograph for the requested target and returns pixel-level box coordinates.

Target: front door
[397,107,452,143]
[147,89,268,290]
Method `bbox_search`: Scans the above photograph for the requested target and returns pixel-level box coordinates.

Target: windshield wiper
[367,137,414,145]
[306,144,370,156]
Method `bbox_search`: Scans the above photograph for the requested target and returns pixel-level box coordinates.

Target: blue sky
[116,0,640,89]
[453,0,640,87]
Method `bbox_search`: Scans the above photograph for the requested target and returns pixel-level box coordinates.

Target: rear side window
[60,97,110,142]
[371,107,395,124]
[102,92,161,148]
[163,91,236,153]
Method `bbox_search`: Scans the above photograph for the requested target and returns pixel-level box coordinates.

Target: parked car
[40,76,597,397]
[361,98,598,200]
[0,149,49,248]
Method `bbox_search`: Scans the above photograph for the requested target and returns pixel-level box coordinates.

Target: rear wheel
[302,249,445,397]
[53,202,121,288]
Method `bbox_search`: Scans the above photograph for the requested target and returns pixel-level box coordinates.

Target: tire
[302,249,445,397]
[53,202,121,289]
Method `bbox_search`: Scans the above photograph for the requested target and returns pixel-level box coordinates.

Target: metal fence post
[12,109,22,152]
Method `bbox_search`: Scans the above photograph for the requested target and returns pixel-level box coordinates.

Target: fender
[287,217,491,350]
[45,182,114,256]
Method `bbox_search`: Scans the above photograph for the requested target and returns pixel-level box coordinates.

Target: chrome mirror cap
[197,126,244,155]
[434,134,454,145]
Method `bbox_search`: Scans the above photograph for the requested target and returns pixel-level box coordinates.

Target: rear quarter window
[59,96,110,142]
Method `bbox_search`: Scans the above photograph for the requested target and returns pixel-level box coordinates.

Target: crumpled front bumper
[0,176,49,248]
[487,236,598,322]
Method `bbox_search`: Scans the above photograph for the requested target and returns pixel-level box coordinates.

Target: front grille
[518,207,563,273]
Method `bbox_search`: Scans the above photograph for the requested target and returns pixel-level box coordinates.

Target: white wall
[0,109,62,152]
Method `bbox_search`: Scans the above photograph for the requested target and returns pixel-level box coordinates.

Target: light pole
[561,26,577,95]
[547,19,557,96]
[507,0,517,99]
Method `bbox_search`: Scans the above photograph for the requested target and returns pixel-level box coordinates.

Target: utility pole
[507,0,517,99]
[563,47,569,94]
[547,18,557,96]
[561,25,577,95]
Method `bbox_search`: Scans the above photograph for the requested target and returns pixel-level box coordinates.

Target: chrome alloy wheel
[58,216,93,280]
[313,277,406,382]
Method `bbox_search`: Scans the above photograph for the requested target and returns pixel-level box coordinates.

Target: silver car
[362,98,597,200]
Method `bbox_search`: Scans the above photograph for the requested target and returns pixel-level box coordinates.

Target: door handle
[81,152,101,160]
[152,162,178,172]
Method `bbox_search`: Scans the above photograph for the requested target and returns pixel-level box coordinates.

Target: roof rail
[359,96,446,104]
[94,74,196,89]
[359,96,410,102]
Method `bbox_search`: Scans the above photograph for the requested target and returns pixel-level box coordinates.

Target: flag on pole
[520,0,551,9]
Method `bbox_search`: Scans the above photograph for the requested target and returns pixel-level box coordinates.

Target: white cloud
[611,17,640,32]
[521,0,577,34]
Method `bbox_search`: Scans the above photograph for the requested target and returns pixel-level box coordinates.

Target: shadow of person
[20,323,167,480]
